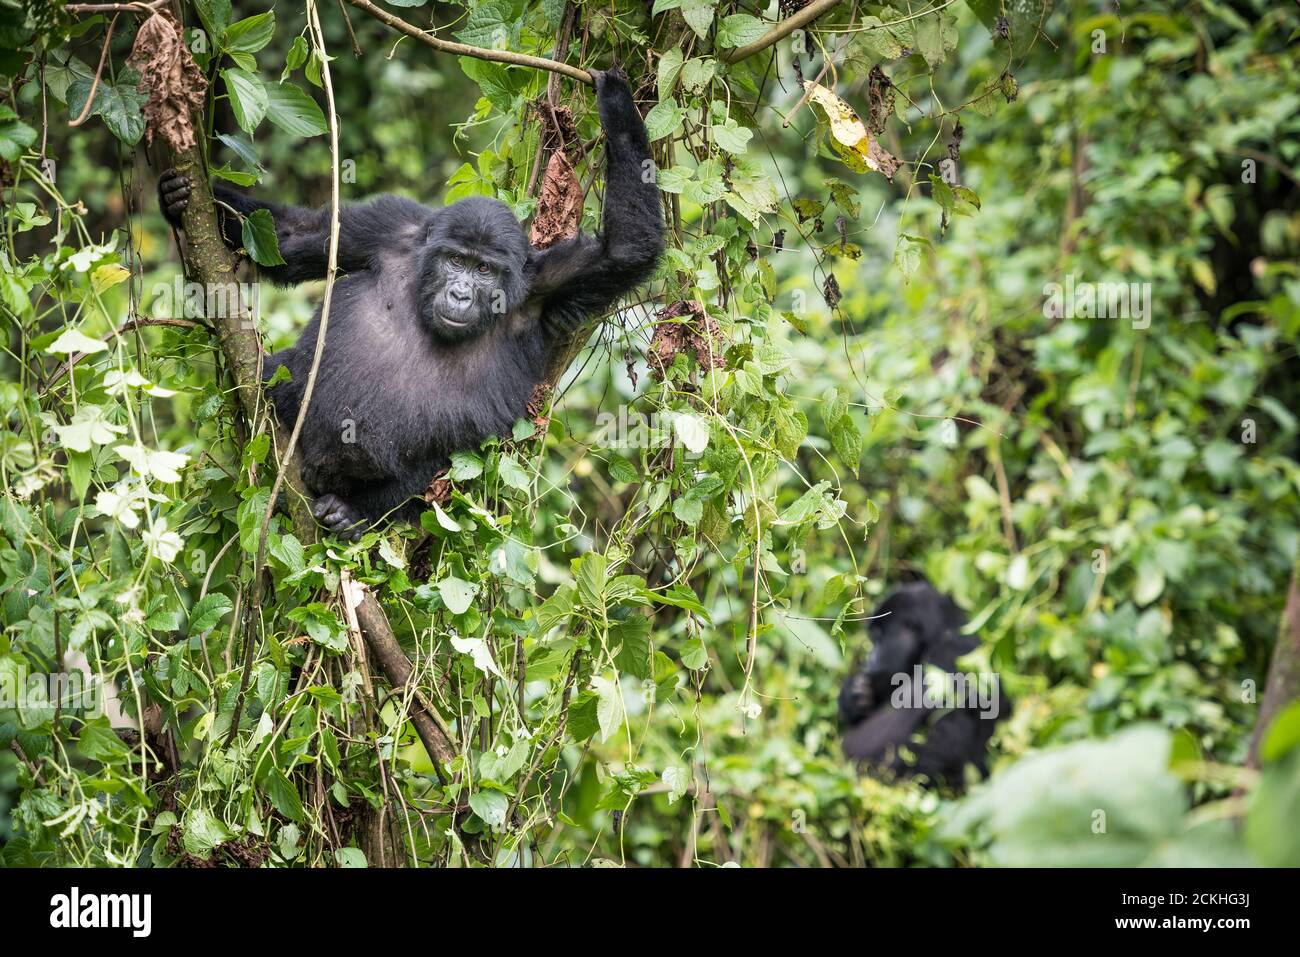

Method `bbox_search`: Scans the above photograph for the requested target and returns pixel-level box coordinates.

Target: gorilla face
[425,249,504,338]
[420,197,529,342]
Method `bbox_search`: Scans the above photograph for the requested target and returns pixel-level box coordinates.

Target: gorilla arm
[524,67,664,347]
[158,169,431,284]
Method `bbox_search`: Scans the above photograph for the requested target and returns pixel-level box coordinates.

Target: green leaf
[269,532,305,572]
[680,58,716,93]
[656,165,693,194]
[449,451,483,480]
[644,99,685,141]
[712,119,752,154]
[284,35,309,76]
[913,10,958,66]
[680,637,709,670]
[224,11,275,54]
[480,736,531,783]
[264,82,327,137]
[335,847,367,867]
[725,159,778,222]
[681,0,716,40]
[717,13,767,48]
[497,454,531,491]
[830,415,861,469]
[592,675,625,742]
[263,767,305,823]
[222,68,268,132]
[577,552,608,613]
[657,48,684,100]
[1134,559,1165,607]
[0,110,35,161]
[77,719,131,764]
[456,0,522,49]
[469,789,509,828]
[438,576,478,615]
[608,456,639,484]
[189,593,234,634]
[194,0,234,41]
[567,691,600,742]
[451,636,503,677]
[1261,700,1300,764]
[611,615,652,679]
[287,602,347,652]
[1245,749,1300,866]
[662,766,690,804]
[182,808,231,858]
[242,208,285,266]
[944,726,1186,866]
[893,234,929,282]
[217,132,262,170]
[68,75,146,145]
[673,495,704,526]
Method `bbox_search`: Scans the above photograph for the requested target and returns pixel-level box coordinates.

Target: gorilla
[160,67,662,539]
[838,581,1006,790]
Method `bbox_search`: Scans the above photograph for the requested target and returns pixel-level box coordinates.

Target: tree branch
[343,0,594,84]
[1247,558,1300,768]
[345,0,849,79]
[719,0,847,64]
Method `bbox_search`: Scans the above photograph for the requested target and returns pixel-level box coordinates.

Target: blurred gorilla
[839,581,1006,789]
[159,67,662,539]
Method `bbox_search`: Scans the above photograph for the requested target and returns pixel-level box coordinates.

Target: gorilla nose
[448,284,472,305]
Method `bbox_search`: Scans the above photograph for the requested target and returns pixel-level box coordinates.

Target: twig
[343,0,593,84]
[66,1,163,13]
[719,0,846,64]
[68,13,120,127]
[336,0,364,57]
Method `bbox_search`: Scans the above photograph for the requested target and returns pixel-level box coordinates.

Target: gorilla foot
[312,494,368,542]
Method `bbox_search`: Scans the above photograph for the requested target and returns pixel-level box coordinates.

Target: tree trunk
[1246,558,1300,767]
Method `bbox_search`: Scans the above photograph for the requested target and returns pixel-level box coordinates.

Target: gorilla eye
[477,263,491,275]
[450,254,464,267]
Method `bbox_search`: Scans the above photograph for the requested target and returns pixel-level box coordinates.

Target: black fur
[839,581,1007,790]
[160,68,662,540]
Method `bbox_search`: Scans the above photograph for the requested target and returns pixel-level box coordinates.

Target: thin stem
[344,0,593,84]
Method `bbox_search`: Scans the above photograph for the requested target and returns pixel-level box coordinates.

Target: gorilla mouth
[441,314,471,327]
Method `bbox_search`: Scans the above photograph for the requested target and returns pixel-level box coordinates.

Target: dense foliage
[1,0,1298,867]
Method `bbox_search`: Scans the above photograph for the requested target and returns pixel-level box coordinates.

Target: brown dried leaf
[423,469,452,507]
[529,151,583,249]
[648,301,728,380]
[526,382,552,432]
[533,101,576,153]
[822,273,842,309]
[866,65,895,136]
[128,11,207,153]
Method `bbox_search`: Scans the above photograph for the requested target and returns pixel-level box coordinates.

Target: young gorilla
[160,68,662,539]
[838,580,1006,790]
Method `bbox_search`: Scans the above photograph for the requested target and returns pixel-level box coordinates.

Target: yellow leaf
[802,81,900,180]
[92,263,130,294]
